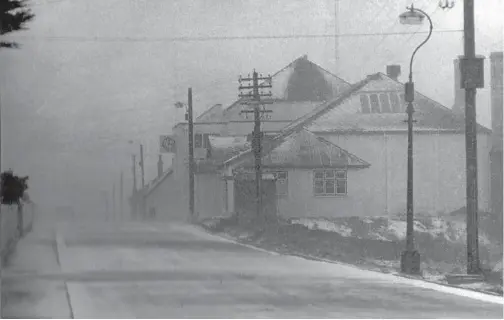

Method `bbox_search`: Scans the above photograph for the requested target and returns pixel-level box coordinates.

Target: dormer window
[359,92,406,114]
[360,95,371,113]
[369,94,380,113]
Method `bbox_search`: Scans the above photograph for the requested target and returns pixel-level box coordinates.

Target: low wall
[0,202,35,263]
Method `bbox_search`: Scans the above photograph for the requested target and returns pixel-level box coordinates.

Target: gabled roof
[223,74,379,168]
[307,72,491,134]
[238,129,370,169]
[217,55,351,124]
[223,71,490,168]
[196,104,223,122]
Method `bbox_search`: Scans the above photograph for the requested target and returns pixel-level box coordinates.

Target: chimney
[157,154,163,178]
[452,56,466,115]
[386,65,401,81]
[490,51,503,150]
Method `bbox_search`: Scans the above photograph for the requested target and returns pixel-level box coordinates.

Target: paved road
[4,219,503,318]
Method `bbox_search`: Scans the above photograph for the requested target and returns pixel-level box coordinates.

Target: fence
[0,201,35,263]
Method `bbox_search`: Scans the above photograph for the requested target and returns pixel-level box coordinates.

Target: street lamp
[398,4,433,275]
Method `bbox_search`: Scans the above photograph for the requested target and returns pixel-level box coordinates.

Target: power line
[6,30,463,43]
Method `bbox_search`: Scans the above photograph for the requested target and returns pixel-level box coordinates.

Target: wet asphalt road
[4,218,503,318]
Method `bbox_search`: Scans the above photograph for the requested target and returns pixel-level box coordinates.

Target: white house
[142,55,350,220]
[142,56,494,221]
[222,72,492,219]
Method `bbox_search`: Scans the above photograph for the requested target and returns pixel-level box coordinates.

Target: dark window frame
[313,169,347,196]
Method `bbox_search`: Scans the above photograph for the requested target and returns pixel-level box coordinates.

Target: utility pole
[0,18,3,316]
[131,154,137,218]
[460,0,484,275]
[139,144,145,189]
[120,171,124,219]
[238,70,273,220]
[187,88,195,221]
[112,181,116,220]
[138,144,145,218]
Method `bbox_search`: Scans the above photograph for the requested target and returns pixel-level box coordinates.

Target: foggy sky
[0,0,502,215]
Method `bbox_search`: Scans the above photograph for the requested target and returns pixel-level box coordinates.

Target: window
[194,133,210,148]
[389,92,402,113]
[400,93,407,112]
[313,169,347,196]
[369,94,381,113]
[271,171,288,196]
[360,94,371,113]
[379,93,392,113]
[359,92,406,114]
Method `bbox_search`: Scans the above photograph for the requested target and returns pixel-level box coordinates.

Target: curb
[194,225,280,256]
[200,226,503,303]
[54,232,75,319]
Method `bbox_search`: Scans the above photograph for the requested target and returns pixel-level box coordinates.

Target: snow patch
[387,220,406,240]
[291,218,353,237]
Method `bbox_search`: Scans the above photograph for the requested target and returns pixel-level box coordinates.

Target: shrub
[1,170,29,205]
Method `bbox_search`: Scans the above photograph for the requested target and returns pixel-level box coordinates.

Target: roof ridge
[223,73,380,167]
[221,56,307,115]
[377,71,490,131]
[222,55,349,116]
[196,103,222,121]
[304,58,351,86]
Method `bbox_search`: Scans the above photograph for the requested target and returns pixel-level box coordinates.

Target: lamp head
[399,7,425,25]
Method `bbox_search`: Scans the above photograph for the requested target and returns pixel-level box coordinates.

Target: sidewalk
[1,214,73,318]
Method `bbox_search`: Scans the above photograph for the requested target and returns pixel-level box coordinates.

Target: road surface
[2,217,503,318]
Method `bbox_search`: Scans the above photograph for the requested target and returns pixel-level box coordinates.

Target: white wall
[323,132,492,216]
[277,131,492,218]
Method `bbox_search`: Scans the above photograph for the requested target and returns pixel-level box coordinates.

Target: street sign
[160,135,176,153]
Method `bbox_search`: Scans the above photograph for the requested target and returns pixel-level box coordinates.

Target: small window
[369,94,380,113]
[203,133,210,149]
[194,133,212,148]
[313,169,347,196]
[335,171,346,179]
[194,134,203,148]
[360,94,371,114]
[389,92,401,113]
[314,180,324,194]
[277,172,287,180]
[336,180,347,194]
[379,93,392,113]
[272,171,288,197]
[399,93,406,112]
[325,180,335,194]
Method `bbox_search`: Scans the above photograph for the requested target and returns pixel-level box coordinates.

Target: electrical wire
[5,30,463,43]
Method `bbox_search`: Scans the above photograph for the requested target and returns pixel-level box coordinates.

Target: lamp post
[398,4,433,275]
